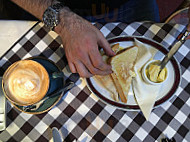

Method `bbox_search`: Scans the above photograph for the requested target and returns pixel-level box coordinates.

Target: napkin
[0,114,4,122]
[0,77,6,131]
[133,39,161,120]
[0,20,37,57]
[0,108,3,114]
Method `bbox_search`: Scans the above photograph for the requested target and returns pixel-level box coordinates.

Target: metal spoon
[159,30,190,70]
[50,71,65,79]
[52,127,62,142]
[22,81,75,111]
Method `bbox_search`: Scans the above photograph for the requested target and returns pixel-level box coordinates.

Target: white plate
[86,36,181,110]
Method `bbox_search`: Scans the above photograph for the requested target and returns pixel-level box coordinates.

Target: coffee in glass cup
[2,60,49,106]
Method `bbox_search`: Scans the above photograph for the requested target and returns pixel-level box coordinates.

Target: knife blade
[52,127,62,142]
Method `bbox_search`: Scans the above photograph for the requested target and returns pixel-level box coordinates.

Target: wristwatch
[43,1,64,30]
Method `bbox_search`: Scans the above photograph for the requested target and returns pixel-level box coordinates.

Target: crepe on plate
[94,43,138,103]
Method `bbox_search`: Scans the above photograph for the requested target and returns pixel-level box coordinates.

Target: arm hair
[11,0,52,20]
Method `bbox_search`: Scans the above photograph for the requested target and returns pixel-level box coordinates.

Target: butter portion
[157,68,167,82]
[146,62,167,83]
[148,64,160,82]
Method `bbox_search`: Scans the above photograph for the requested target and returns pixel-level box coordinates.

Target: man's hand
[188,4,190,31]
[11,0,115,78]
[55,9,115,78]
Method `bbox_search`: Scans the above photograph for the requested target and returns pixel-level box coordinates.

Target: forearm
[11,0,52,20]
[11,0,113,78]
[10,0,76,35]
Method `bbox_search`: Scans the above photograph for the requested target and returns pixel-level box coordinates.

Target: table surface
[0,20,190,142]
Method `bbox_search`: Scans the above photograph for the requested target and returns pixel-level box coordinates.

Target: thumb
[97,33,116,56]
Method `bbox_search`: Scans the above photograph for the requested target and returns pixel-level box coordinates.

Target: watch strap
[51,2,64,12]
[43,1,64,31]
[51,1,64,30]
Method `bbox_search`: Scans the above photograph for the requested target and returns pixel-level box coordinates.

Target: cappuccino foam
[3,60,49,106]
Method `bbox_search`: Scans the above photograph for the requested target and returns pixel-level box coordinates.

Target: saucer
[13,56,64,114]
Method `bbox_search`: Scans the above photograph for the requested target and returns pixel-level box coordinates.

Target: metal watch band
[43,1,64,31]
[51,2,64,12]
[51,1,64,30]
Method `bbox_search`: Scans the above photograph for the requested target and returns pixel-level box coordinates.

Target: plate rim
[86,35,181,111]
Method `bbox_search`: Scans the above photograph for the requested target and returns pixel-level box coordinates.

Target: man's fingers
[89,47,112,72]
[74,61,93,78]
[83,54,112,75]
[188,4,190,31]
[68,61,77,73]
[97,32,115,56]
[187,24,190,32]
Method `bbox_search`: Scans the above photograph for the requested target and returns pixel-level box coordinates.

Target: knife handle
[160,30,190,70]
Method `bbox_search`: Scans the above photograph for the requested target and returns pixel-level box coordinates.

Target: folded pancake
[94,44,138,103]
[94,43,122,102]
[109,46,138,103]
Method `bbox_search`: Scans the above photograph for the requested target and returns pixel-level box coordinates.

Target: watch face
[43,7,58,28]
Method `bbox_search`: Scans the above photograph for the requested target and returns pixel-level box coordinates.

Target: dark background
[0,0,186,22]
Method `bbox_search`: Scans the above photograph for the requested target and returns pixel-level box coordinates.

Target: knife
[52,127,62,142]
[159,30,190,70]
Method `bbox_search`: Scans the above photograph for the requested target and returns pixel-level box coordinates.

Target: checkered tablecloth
[0,21,189,142]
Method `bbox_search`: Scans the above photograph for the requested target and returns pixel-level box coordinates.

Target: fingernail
[111,51,116,56]
[108,70,113,74]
